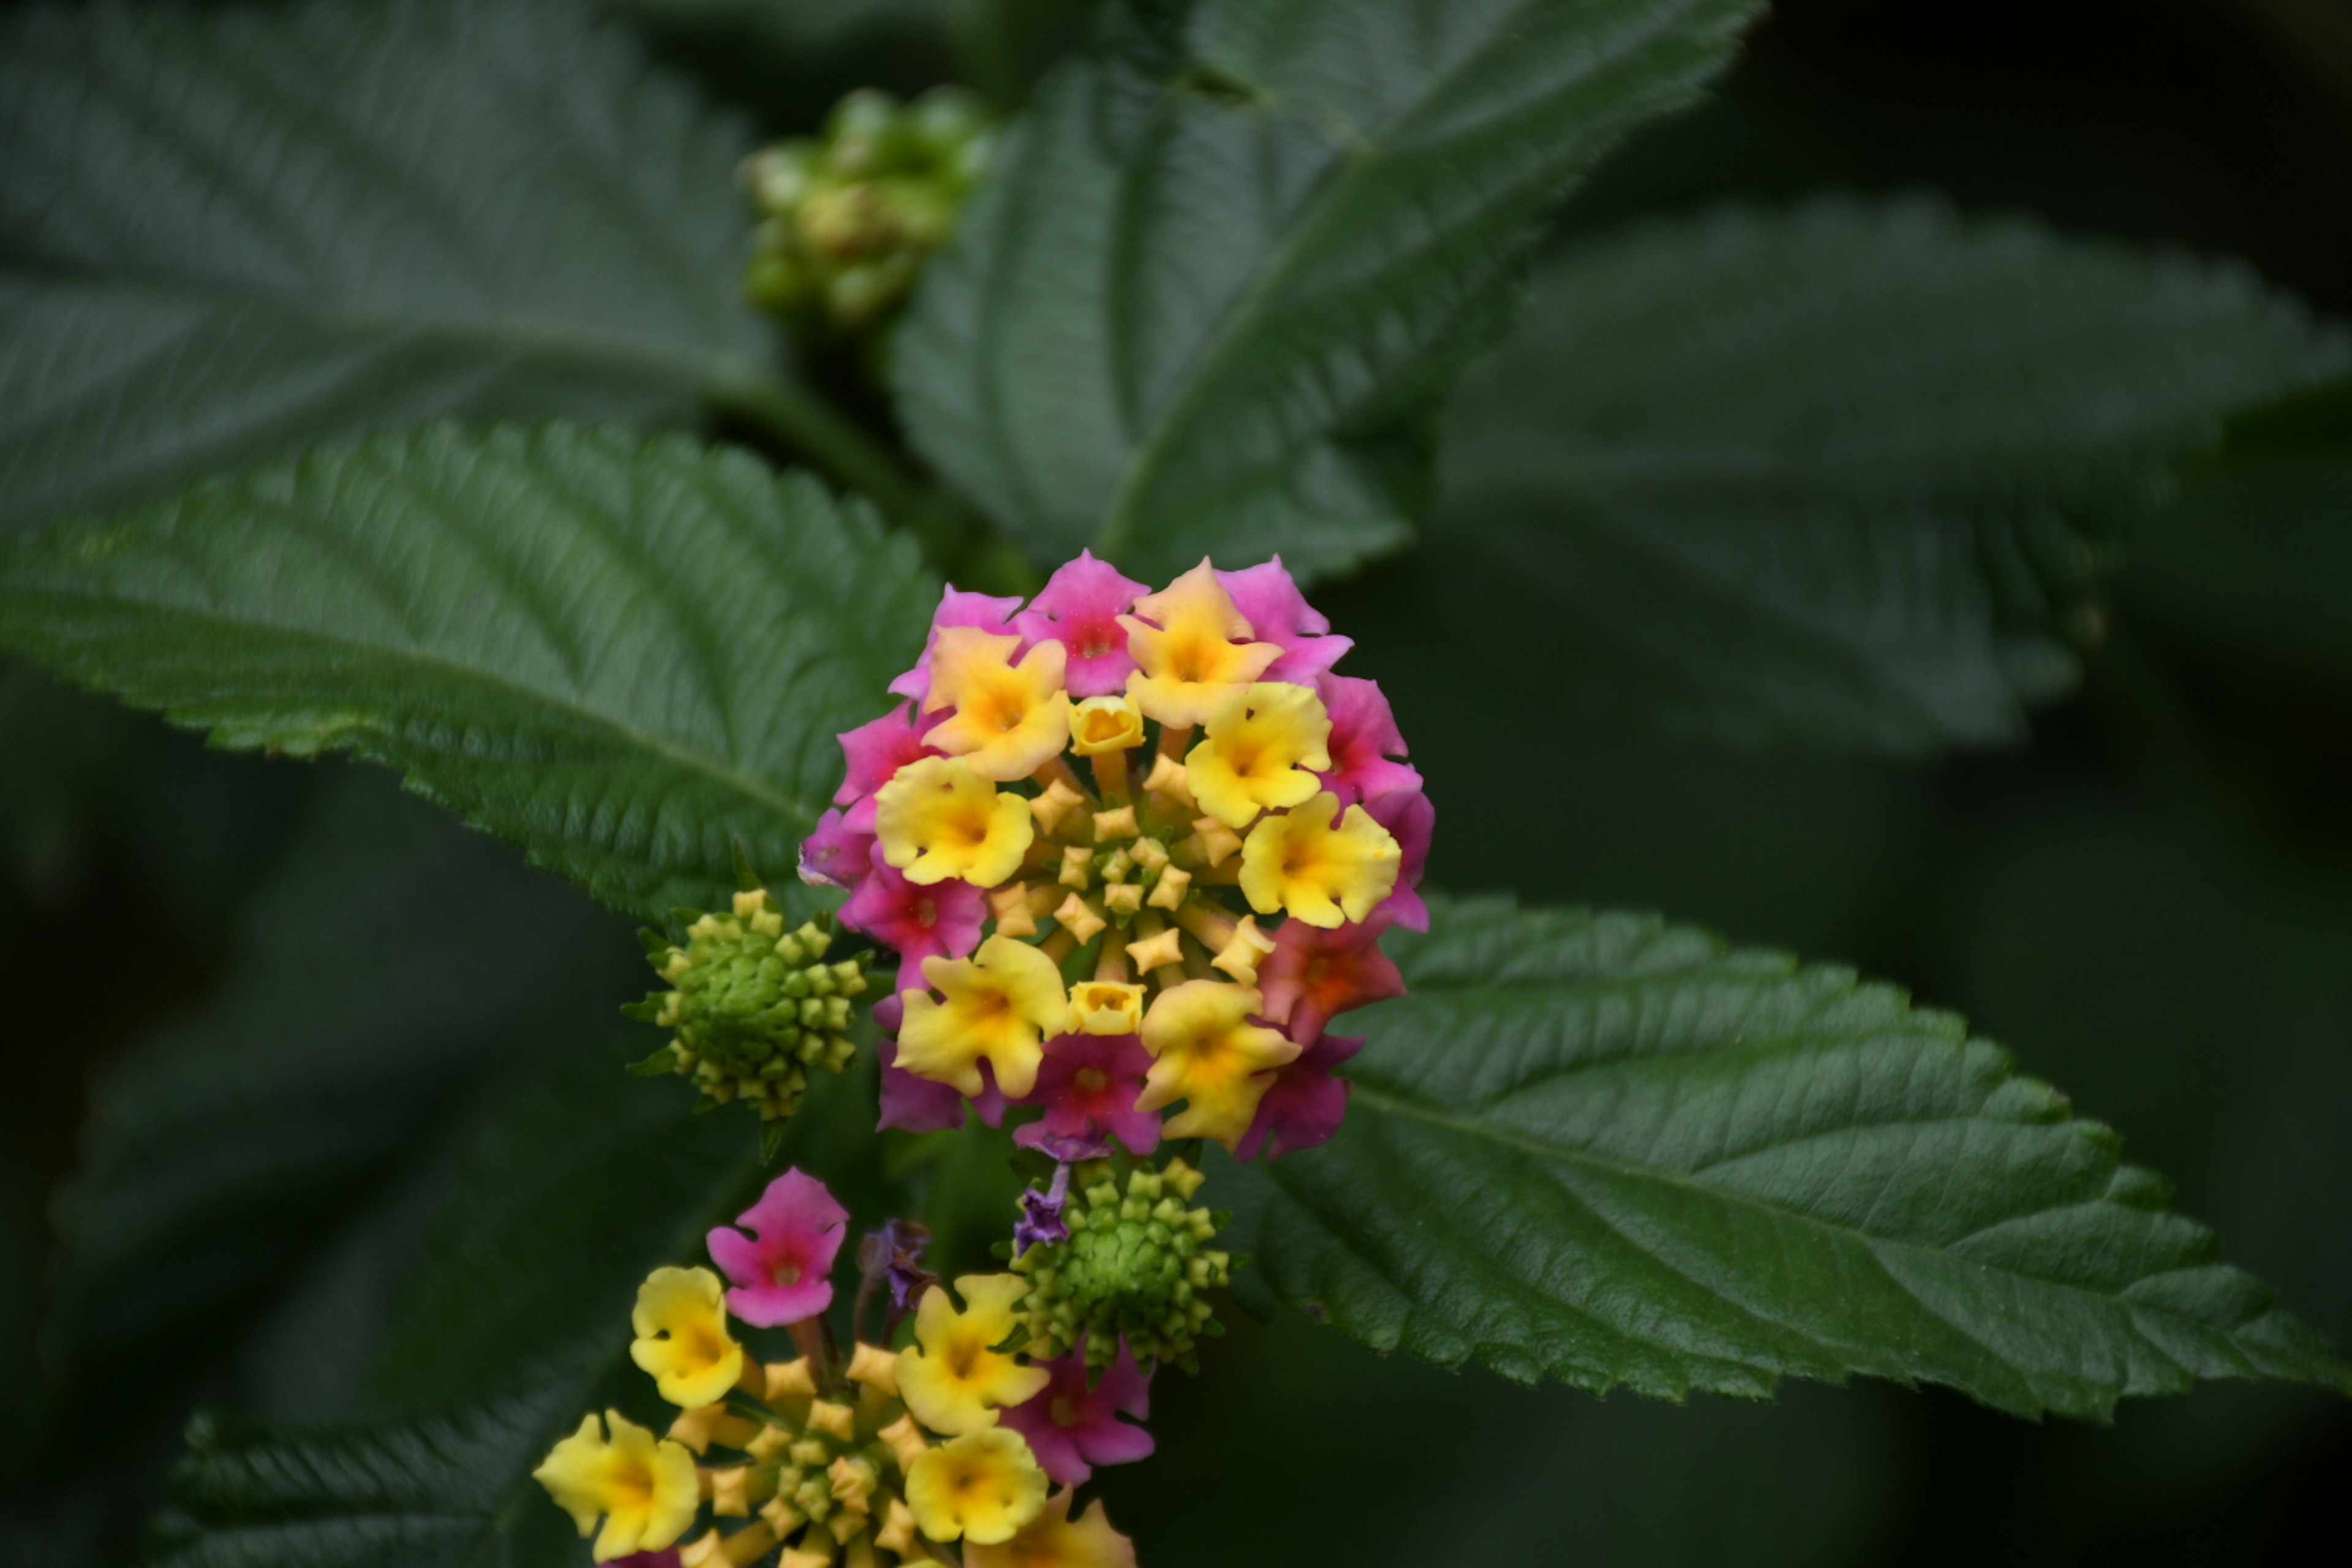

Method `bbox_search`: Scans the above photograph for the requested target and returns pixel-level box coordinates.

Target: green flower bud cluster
[671,1362,927,1558]
[742,86,992,336]
[1006,1156,1232,1373]
[627,889,870,1125]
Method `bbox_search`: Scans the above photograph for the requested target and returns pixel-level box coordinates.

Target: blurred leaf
[146,1025,830,1567]
[44,775,626,1414]
[895,0,1762,582]
[0,423,937,921]
[0,0,767,537]
[1403,198,2347,750]
[1219,893,2349,1419]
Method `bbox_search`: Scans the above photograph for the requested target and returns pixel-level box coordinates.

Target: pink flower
[1366,788,1433,933]
[998,1340,1155,1485]
[1218,558,1352,685]
[1012,1034,1160,1158]
[797,803,876,890]
[1256,916,1406,1042]
[1237,1030,1363,1162]
[888,587,1025,702]
[1316,674,1422,806]
[840,845,986,972]
[1013,551,1149,698]
[833,701,938,805]
[606,1553,682,1568]
[706,1169,849,1327]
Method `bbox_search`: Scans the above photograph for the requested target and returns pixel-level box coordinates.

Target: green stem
[706,368,1040,596]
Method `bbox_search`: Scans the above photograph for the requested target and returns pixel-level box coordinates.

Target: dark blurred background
[7,1,2352,1564]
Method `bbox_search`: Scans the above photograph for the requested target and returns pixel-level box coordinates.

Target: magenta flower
[998,1340,1155,1485]
[1256,915,1406,1042]
[706,1169,849,1327]
[797,802,876,890]
[840,845,986,973]
[606,1553,683,1568]
[1366,787,1433,932]
[888,586,1025,701]
[1013,551,1149,698]
[1012,1033,1160,1158]
[1237,1030,1364,1162]
[1316,674,1422,806]
[833,701,938,805]
[1218,557,1352,685]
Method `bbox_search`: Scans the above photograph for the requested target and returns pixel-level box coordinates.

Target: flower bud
[1005,1157,1232,1372]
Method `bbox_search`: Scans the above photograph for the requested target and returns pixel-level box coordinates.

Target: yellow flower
[1069,979,1146,1036]
[965,1488,1139,1568]
[924,628,1073,780]
[532,1409,701,1562]
[1067,695,1145,755]
[1136,979,1300,1149]
[898,936,1069,1097]
[1120,560,1280,726]
[905,1428,1048,1545]
[876,756,1036,886]
[1238,791,1400,928]
[1185,682,1332,829]
[895,1274,1052,1436]
[630,1266,744,1408]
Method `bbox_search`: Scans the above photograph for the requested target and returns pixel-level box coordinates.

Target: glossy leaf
[1219,894,2350,1418]
[1390,198,2349,749]
[0,0,766,536]
[895,0,1762,582]
[0,423,937,920]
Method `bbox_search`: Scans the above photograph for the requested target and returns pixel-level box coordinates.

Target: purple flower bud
[1013,1164,1073,1257]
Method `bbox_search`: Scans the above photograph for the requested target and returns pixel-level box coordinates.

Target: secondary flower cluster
[627,892,872,1148]
[742,87,993,339]
[537,1170,1140,1568]
[803,554,1430,1166]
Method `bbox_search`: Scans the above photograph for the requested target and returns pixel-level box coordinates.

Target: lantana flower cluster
[537,1169,1140,1568]
[803,554,1429,1169]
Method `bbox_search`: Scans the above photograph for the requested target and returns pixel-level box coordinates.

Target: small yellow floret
[1238,791,1400,928]
[1070,980,1147,1036]
[1209,914,1278,984]
[876,756,1035,887]
[533,1409,701,1562]
[1121,561,1281,726]
[905,1428,1049,1545]
[1068,695,1145,755]
[898,937,1069,1097]
[1185,682,1332,829]
[924,627,1072,780]
[895,1275,1052,1437]
[965,1487,1139,1568]
[630,1266,744,1408]
[1137,980,1300,1150]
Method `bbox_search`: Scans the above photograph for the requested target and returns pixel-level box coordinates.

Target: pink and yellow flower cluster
[804,555,1429,1159]
[535,1169,1140,1568]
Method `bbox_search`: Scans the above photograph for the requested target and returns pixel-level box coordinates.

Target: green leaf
[0,0,767,537]
[147,1049,770,1568]
[1391,198,2348,750]
[894,0,1762,582]
[0,422,937,921]
[42,775,628,1420]
[1218,894,2349,1419]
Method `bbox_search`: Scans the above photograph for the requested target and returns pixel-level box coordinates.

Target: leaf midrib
[0,584,816,832]
[1335,1079,2241,1347]
[0,263,758,397]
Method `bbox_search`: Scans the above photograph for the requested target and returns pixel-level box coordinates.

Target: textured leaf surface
[1219,894,2350,1418]
[895,0,1761,582]
[45,777,625,1410]
[148,1054,766,1568]
[0,423,936,920]
[0,0,765,536]
[1396,199,2349,748]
